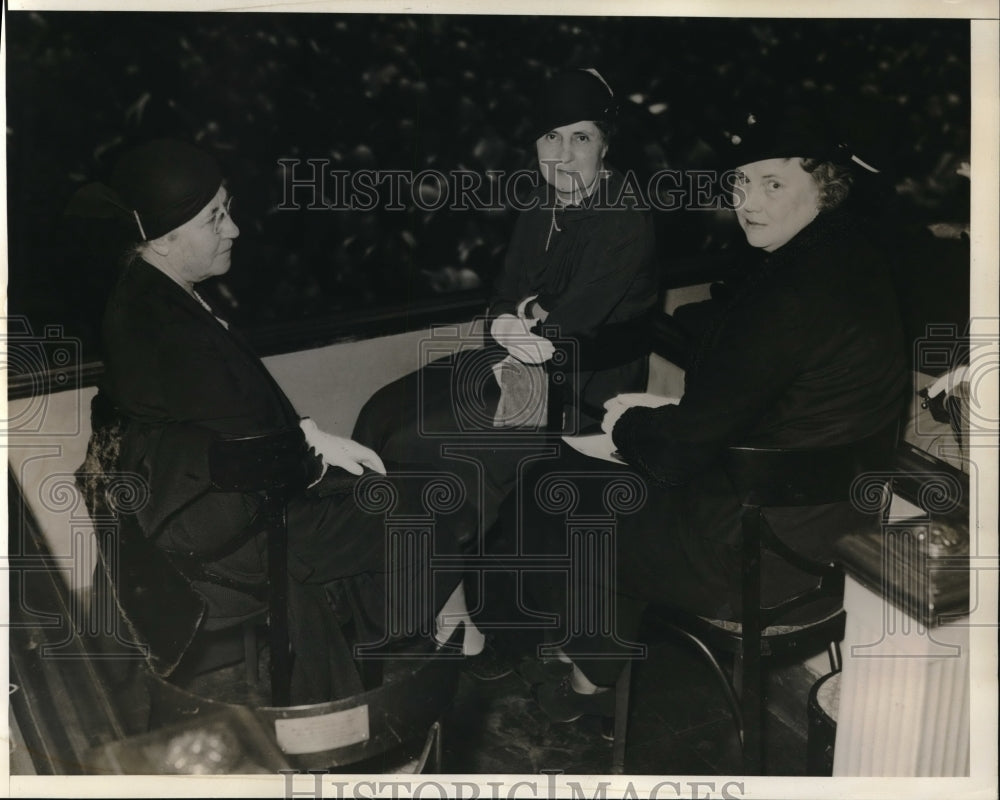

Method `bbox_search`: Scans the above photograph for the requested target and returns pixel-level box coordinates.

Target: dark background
[5,12,972,374]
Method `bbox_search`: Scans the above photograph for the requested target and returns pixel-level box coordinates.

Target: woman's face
[733,158,821,252]
[152,186,240,286]
[536,120,607,200]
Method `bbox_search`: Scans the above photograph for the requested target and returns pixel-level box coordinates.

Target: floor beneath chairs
[173,621,817,776]
[441,622,817,775]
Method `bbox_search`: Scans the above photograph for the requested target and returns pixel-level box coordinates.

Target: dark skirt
[158,462,472,649]
[514,445,861,686]
[352,347,556,539]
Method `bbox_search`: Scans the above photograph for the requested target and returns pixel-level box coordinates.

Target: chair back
[77,392,208,677]
[92,511,208,678]
[206,425,315,707]
[723,422,898,509]
[725,421,899,640]
[208,426,312,494]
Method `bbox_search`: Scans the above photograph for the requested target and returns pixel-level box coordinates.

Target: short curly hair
[593,118,616,147]
[800,158,854,211]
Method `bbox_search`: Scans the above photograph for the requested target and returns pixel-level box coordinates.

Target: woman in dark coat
[517,109,910,721]
[81,139,482,700]
[352,68,657,535]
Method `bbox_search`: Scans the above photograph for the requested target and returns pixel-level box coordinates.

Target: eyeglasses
[209,196,235,234]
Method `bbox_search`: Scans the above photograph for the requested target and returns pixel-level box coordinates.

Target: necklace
[545,168,606,251]
[193,290,229,329]
[545,202,563,252]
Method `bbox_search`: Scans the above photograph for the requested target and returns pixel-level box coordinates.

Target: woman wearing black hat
[487,68,657,419]
[516,109,909,724]
[76,139,482,701]
[352,68,657,535]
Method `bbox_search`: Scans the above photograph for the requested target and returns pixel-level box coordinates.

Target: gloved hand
[490,314,555,364]
[299,418,386,476]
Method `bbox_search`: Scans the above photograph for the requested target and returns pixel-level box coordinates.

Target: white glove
[299,418,386,476]
[490,313,555,364]
[601,393,681,434]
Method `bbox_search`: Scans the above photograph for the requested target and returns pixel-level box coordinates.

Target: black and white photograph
[3,1,997,797]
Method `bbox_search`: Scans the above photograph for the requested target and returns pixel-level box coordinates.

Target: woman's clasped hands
[490,313,556,364]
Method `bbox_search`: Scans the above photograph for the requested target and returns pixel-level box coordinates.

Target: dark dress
[100,259,471,698]
[518,209,911,685]
[352,167,657,535]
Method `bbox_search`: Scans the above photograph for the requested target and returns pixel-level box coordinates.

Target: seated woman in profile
[516,108,910,721]
[72,139,484,702]
[353,68,657,535]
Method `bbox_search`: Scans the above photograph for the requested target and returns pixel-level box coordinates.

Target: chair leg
[268,501,292,706]
[828,640,842,674]
[432,720,443,774]
[667,624,743,737]
[739,643,763,775]
[244,620,258,686]
[610,660,632,774]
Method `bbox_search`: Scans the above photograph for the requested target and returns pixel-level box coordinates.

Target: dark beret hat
[110,139,223,240]
[530,68,617,143]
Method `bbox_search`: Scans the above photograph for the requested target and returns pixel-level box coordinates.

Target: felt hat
[67,139,223,241]
[530,68,617,142]
[724,107,880,173]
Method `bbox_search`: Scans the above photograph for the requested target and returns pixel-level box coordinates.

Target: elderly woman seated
[72,139,484,702]
[352,68,658,537]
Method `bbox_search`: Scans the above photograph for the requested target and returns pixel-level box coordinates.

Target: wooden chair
[197,426,316,706]
[609,422,898,774]
[79,404,327,705]
[173,427,373,706]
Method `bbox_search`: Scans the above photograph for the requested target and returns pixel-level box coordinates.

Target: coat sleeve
[612,283,808,485]
[542,212,655,338]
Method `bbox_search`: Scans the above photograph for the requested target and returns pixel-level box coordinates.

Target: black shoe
[463,638,515,681]
[516,654,573,685]
[535,675,614,723]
